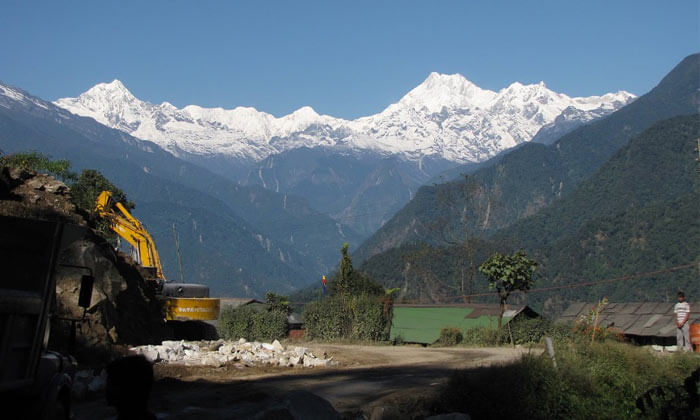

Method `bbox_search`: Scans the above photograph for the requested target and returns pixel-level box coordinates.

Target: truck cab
[0,216,93,419]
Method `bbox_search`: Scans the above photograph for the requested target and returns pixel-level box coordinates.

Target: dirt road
[74,344,531,419]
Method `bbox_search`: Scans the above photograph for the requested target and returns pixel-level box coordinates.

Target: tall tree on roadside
[479,251,537,330]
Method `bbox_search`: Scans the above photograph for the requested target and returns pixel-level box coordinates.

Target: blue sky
[1,1,698,119]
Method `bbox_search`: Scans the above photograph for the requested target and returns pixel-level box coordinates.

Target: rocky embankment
[0,166,169,362]
[130,338,338,368]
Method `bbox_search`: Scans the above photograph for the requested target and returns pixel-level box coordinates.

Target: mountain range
[53,74,634,234]
[0,83,362,296]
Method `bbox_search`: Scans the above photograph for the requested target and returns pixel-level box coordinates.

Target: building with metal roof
[557,302,700,345]
[390,303,540,345]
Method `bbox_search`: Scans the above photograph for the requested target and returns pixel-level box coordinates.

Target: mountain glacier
[54,74,635,164]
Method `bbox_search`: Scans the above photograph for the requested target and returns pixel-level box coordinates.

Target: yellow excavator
[95,191,220,322]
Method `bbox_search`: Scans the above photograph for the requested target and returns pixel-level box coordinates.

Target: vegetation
[479,251,537,330]
[434,341,700,419]
[302,243,388,341]
[0,151,77,181]
[437,327,463,346]
[218,292,291,341]
[359,115,700,316]
[70,168,134,213]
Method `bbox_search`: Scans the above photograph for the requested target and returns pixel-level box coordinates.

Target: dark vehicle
[0,216,93,419]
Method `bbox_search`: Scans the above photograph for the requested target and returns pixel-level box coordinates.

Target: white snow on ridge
[53,75,635,163]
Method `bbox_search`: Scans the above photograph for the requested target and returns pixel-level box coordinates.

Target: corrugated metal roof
[390,304,538,344]
[558,301,700,338]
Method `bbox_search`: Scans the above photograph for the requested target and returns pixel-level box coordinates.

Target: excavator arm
[95,191,164,280]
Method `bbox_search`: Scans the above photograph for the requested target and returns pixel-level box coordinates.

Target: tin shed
[390,303,540,344]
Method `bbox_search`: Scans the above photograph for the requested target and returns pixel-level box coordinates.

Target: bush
[218,305,288,341]
[462,319,577,347]
[436,341,700,419]
[462,326,501,346]
[303,294,388,341]
[438,327,463,346]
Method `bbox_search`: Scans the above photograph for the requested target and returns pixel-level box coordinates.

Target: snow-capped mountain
[54,75,635,164]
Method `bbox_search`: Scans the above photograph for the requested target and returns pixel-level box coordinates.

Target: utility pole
[172,223,185,283]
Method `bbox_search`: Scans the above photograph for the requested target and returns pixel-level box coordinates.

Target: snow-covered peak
[54,75,636,164]
[398,72,496,113]
[80,79,136,102]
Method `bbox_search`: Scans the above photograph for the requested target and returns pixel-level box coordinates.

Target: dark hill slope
[355,53,700,263]
[359,115,700,313]
[498,114,700,249]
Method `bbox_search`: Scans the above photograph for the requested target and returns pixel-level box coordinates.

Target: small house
[390,303,540,344]
[557,301,700,346]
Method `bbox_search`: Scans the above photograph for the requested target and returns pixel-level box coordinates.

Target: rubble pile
[130,338,338,368]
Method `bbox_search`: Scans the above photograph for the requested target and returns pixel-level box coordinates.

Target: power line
[290,262,698,304]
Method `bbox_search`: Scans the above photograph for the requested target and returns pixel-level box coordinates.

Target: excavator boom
[94,191,219,322]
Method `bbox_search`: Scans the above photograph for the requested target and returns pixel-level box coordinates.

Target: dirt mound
[0,166,169,363]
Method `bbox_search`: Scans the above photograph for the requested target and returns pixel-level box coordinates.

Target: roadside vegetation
[433,341,700,419]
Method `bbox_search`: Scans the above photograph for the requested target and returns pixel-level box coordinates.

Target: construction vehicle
[0,216,94,419]
[94,190,220,323]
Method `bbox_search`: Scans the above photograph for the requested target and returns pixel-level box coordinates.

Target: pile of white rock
[129,338,338,368]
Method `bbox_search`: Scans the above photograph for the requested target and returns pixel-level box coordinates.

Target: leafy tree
[0,151,76,182]
[70,169,134,213]
[479,251,538,330]
[265,291,291,315]
[329,243,383,297]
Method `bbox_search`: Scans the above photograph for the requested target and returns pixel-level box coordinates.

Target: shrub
[0,151,76,182]
[350,295,387,340]
[302,296,351,340]
[463,326,501,346]
[436,341,700,419]
[303,294,388,341]
[438,327,463,346]
[218,305,288,341]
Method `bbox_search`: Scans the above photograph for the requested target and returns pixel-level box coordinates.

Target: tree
[479,251,537,330]
[329,243,383,297]
[264,291,291,315]
[70,169,134,213]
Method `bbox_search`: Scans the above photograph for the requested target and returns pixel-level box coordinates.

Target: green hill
[354,54,700,263]
[360,114,700,314]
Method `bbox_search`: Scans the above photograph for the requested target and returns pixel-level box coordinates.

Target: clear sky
[1,0,698,119]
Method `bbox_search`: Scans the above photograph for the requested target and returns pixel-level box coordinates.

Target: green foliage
[437,341,700,419]
[302,294,388,341]
[479,251,538,299]
[0,151,76,181]
[480,251,537,329]
[265,291,292,315]
[437,327,463,346]
[462,326,502,346]
[329,243,383,297]
[218,304,288,342]
[70,169,133,213]
[461,319,575,346]
[302,296,352,340]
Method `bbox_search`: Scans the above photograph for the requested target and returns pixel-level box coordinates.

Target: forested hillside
[354,54,700,263]
[360,114,700,315]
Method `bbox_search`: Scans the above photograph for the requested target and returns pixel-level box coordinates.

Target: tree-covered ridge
[354,54,700,263]
[359,114,700,315]
[498,114,700,250]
